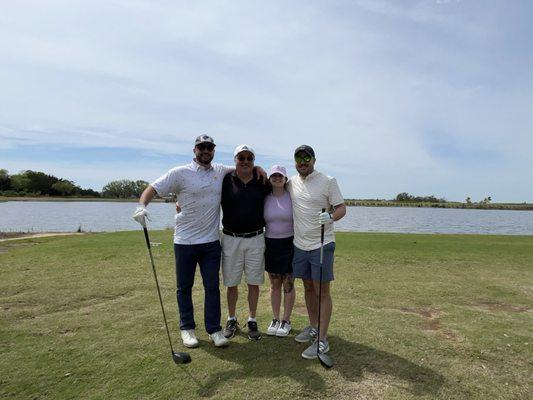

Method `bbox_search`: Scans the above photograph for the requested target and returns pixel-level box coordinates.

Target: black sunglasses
[237,155,254,162]
[197,143,215,151]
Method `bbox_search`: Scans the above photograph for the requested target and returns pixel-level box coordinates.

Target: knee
[203,283,220,292]
[177,285,192,294]
[247,284,259,293]
[318,283,331,297]
[283,280,294,294]
[270,277,282,291]
[303,280,315,294]
[202,276,220,291]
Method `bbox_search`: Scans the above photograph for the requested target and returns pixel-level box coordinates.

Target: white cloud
[0,0,531,202]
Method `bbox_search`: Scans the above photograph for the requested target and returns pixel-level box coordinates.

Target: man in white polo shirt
[133,135,237,349]
[287,144,346,360]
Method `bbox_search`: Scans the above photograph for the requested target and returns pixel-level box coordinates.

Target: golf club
[317,208,333,369]
[142,226,191,365]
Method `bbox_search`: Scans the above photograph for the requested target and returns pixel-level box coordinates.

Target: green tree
[79,188,100,197]
[10,170,59,195]
[102,179,145,198]
[51,180,76,196]
[481,196,492,205]
[10,173,32,192]
[0,169,11,190]
[133,180,149,197]
[395,192,413,202]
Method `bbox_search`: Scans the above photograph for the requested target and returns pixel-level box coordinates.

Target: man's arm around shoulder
[331,203,346,221]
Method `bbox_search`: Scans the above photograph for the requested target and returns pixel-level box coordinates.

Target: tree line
[394,192,446,203]
[0,169,148,199]
[1,169,500,204]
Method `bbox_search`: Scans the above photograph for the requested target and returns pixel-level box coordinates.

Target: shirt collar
[192,159,214,171]
[232,170,258,185]
[299,169,318,181]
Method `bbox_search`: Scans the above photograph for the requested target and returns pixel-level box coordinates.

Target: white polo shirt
[151,160,233,245]
[287,170,344,251]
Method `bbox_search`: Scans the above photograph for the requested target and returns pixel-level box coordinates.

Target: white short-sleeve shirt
[287,170,344,251]
[151,160,233,245]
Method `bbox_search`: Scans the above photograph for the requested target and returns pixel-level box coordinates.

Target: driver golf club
[317,208,333,369]
[142,226,191,364]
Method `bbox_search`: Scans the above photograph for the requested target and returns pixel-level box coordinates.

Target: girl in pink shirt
[264,165,295,337]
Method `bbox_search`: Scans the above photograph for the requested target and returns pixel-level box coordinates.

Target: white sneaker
[180,329,199,348]
[266,319,280,336]
[209,330,229,347]
[276,320,292,337]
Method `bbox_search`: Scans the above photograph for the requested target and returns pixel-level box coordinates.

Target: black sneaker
[247,320,262,340]
[223,319,239,339]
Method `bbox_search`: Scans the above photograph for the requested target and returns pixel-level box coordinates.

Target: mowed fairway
[1,231,532,399]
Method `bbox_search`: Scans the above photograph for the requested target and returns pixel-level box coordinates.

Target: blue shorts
[292,242,335,282]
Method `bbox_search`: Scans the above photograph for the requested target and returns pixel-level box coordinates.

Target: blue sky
[1,0,531,202]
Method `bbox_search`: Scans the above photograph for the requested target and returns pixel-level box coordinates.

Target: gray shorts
[292,242,335,282]
[221,233,265,286]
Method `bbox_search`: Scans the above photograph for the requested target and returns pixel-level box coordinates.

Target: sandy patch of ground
[0,232,86,242]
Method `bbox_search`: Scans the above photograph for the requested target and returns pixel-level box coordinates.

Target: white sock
[228,316,236,321]
[248,317,257,322]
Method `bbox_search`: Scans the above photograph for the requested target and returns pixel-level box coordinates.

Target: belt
[223,228,264,238]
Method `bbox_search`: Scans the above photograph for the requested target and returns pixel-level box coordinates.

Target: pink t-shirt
[264,191,294,239]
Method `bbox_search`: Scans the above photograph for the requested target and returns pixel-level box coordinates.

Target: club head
[318,353,333,369]
[172,351,192,364]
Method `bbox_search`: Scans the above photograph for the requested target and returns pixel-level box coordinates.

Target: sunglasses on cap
[237,155,254,162]
[196,143,215,151]
[295,154,312,163]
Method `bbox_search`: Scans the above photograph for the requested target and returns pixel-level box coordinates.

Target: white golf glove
[318,211,333,225]
[133,205,150,227]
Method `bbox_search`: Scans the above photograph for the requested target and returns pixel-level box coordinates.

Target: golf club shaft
[318,208,325,349]
[143,227,175,355]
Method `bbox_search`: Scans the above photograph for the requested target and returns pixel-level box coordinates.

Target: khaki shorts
[221,233,265,286]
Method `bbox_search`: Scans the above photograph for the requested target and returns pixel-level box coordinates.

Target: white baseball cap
[269,165,287,177]
[233,144,255,157]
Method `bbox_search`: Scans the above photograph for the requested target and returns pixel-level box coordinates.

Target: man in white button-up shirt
[133,135,234,348]
[287,144,346,360]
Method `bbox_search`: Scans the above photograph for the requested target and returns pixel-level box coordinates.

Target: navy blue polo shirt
[221,172,270,234]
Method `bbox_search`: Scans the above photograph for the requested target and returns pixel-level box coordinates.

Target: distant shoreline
[1,196,532,210]
[344,200,533,211]
[0,196,168,203]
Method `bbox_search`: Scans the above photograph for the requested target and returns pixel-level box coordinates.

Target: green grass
[1,232,532,399]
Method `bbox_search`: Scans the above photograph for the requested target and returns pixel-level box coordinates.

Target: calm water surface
[1,201,532,235]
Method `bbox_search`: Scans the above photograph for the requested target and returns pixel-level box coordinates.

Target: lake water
[1,201,532,235]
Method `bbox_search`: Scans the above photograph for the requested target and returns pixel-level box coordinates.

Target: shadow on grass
[183,334,444,397]
[331,336,445,396]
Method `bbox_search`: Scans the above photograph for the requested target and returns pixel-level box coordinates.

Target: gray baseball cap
[294,144,315,158]
[195,134,216,146]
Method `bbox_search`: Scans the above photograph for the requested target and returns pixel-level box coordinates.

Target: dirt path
[0,233,87,242]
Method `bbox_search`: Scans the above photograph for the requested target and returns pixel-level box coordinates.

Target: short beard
[196,154,213,165]
[297,165,313,177]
